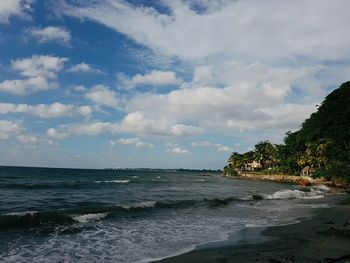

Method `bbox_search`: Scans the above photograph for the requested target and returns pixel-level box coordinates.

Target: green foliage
[254,140,279,169]
[228,152,245,169]
[225,141,279,173]
[262,167,284,175]
[281,81,350,180]
[312,162,350,184]
[223,165,239,176]
[224,81,350,182]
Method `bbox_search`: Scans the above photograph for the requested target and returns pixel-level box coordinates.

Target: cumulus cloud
[17,134,38,144]
[118,70,182,89]
[192,140,233,152]
[110,137,154,149]
[67,62,104,74]
[27,26,71,44]
[165,143,192,155]
[0,120,23,140]
[46,128,70,140]
[124,64,320,132]
[57,0,349,141]
[0,102,92,118]
[0,0,31,24]
[46,111,202,140]
[117,112,202,136]
[85,85,120,108]
[0,55,67,95]
[61,0,350,61]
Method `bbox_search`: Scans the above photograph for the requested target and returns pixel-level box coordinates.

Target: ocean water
[0,166,338,262]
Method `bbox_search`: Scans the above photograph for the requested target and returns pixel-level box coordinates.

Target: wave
[73,213,108,223]
[264,188,324,200]
[1,188,324,230]
[0,196,245,230]
[0,211,75,230]
[0,182,91,190]
[94,180,130,184]
[0,179,131,189]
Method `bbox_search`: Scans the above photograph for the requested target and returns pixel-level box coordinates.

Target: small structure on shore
[301,166,314,177]
[245,161,262,171]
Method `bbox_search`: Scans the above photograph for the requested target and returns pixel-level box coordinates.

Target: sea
[0,166,343,262]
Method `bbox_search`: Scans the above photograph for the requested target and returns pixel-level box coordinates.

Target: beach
[156,198,350,263]
[1,166,349,262]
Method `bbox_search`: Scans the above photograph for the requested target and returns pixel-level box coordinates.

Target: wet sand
[155,200,350,263]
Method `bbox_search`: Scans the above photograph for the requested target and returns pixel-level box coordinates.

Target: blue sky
[1,0,350,169]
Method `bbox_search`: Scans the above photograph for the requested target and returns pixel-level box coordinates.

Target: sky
[0,0,350,169]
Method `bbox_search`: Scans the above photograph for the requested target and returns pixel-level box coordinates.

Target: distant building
[245,161,262,171]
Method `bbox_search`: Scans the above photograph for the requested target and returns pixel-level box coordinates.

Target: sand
[155,199,350,263]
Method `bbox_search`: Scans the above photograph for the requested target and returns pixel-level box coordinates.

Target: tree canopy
[224,81,350,183]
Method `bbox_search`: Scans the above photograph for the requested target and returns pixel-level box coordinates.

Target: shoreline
[154,198,350,263]
[224,172,350,190]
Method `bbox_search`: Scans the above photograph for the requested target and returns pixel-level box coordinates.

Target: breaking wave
[0,186,329,230]
[94,180,130,184]
[0,196,244,230]
[264,188,325,200]
[73,213,108,223]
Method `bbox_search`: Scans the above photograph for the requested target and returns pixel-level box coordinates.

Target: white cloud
[62,0,350,61]
[64,85,87,96]
[46,128,70,140]
[27,26,71,44]
[192,65,213,85]
[0,55,67,95]
[46,111,202,140]
[117,112,202,136]
[118,70,182,88]
[17,134,38,144]
[166,144,192,155]
[0,102,93,118]
[72,85,87,92]
[0,0,31,24]
[67,62,104,74]
[192,140,233,152]
[85,85,120,108]
[170,124,203,137]
[59,0,349,141]
[124,63,321,133]
[72,122,111,136]
[0,120,23,140]
[111,137,154,149]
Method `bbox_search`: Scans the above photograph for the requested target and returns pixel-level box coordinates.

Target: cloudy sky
[1,0,350,169]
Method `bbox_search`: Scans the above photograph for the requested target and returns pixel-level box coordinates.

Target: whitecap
[73,213,108,223]
[265,189,323,200]
[5,211,38,216]
[94,180,130,184]
[312,184,330,191]
[122,201,157,209]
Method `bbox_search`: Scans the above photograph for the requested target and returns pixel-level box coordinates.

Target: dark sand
[155,201,350,263]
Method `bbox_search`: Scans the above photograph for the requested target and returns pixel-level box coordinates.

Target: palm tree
[253,141,278,169]
[228,152,244,169]
[298,139,331,169]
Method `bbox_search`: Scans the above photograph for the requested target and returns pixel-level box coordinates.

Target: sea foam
[265,188,324,200]
[73,213,108,223]
[94,180,130,184]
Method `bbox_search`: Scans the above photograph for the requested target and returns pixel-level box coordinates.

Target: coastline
[224,172,350,190]
[154,198,350,263]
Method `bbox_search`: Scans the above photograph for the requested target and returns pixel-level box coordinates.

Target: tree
[253,141,278,169]
[297,139,331,169]
[227,152,244,169]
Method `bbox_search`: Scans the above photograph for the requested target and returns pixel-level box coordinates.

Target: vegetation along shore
[223,81,350,188]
